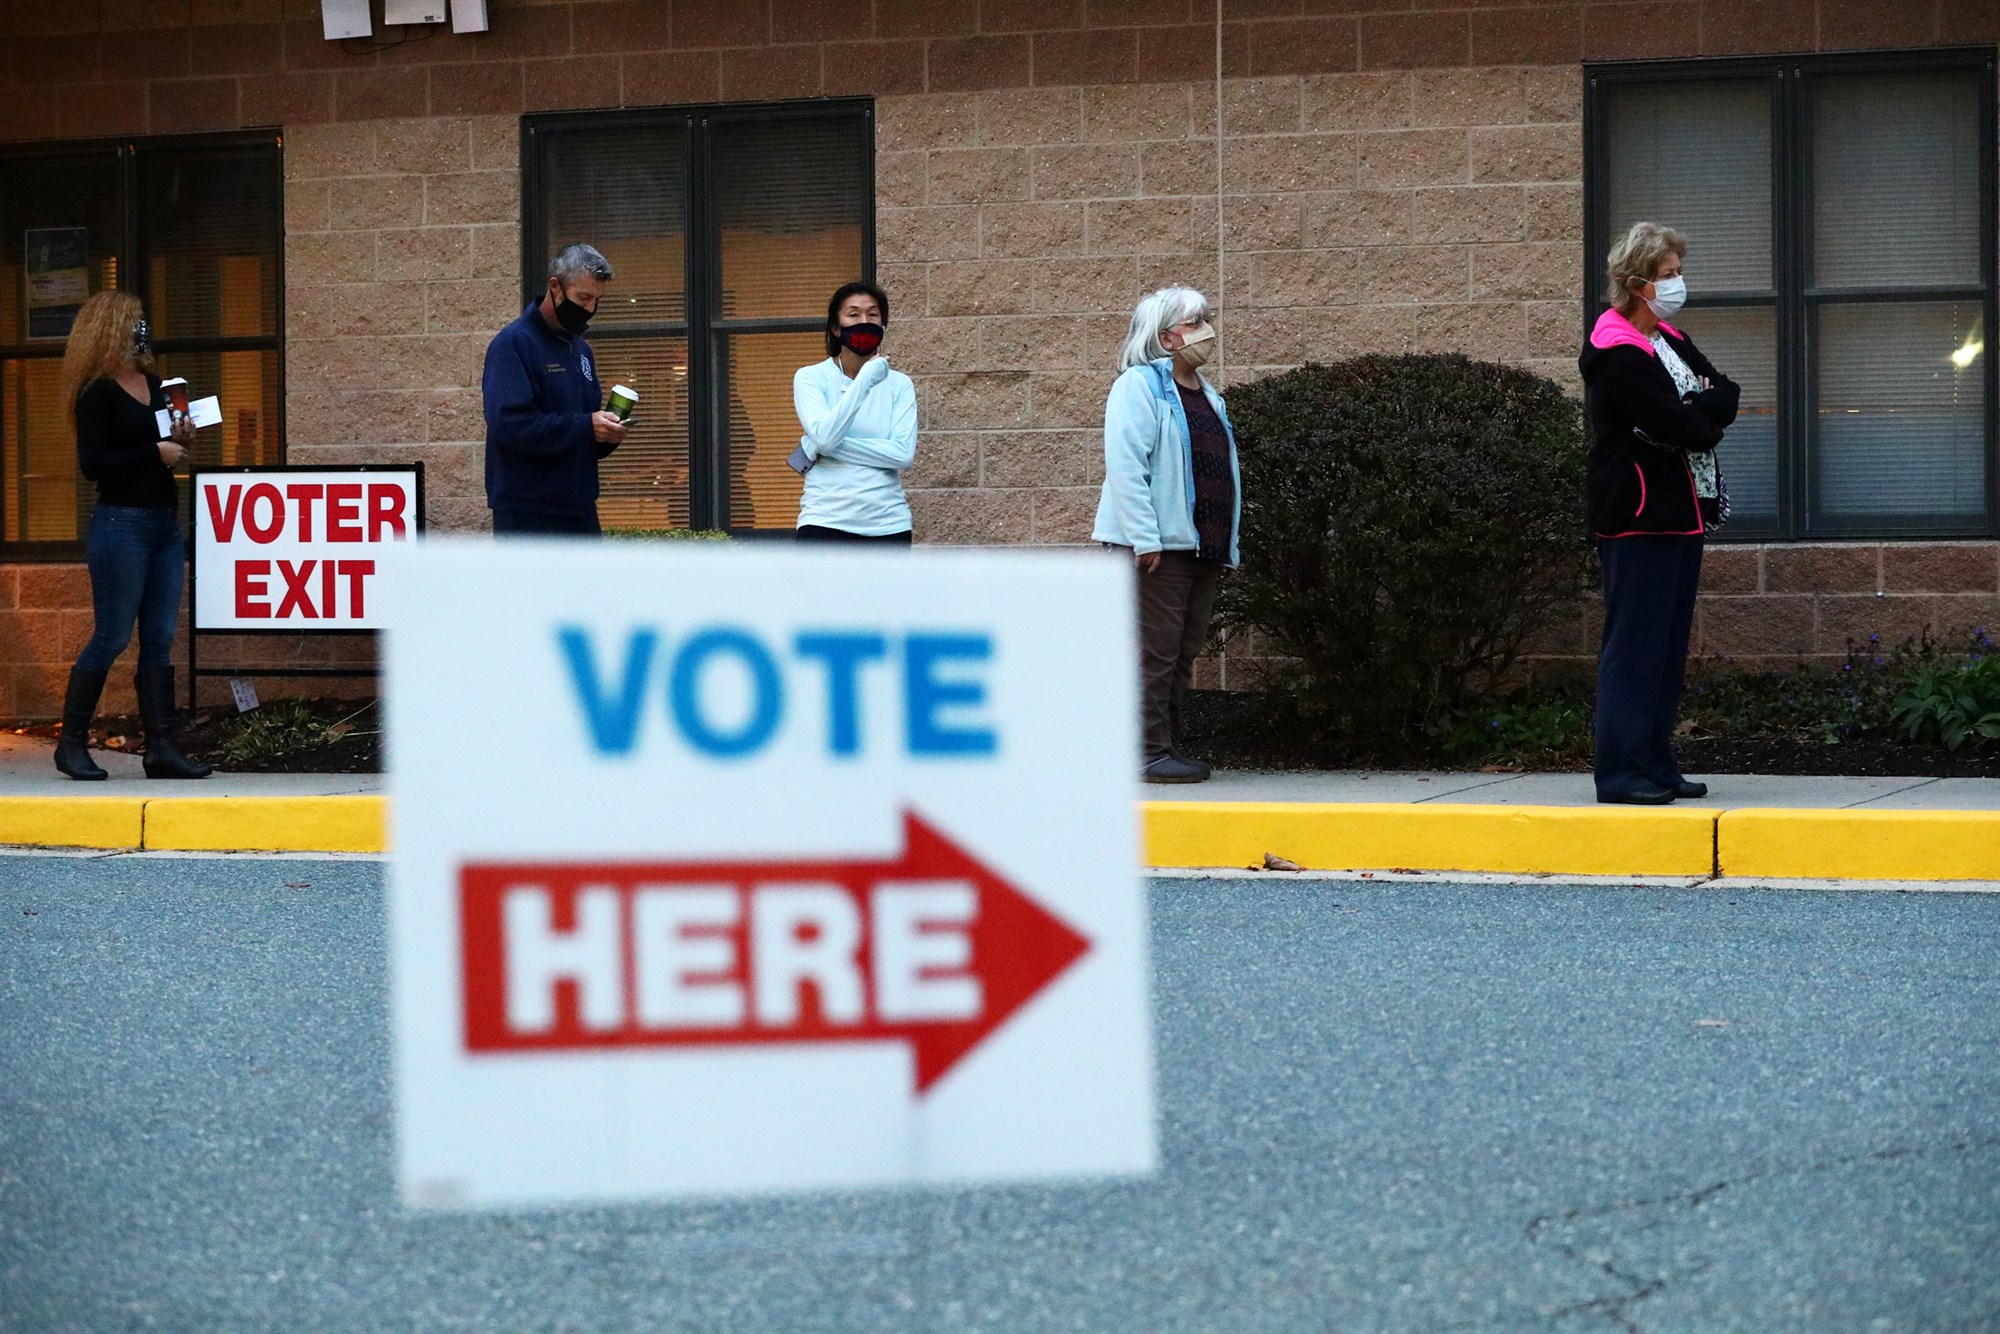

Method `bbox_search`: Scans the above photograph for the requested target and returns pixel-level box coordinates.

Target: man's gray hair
[548,243,614,284]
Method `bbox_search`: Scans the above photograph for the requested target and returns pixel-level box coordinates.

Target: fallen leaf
[325,722,354,740]
[1675,720,1697,736]
[1263,852,1304,872]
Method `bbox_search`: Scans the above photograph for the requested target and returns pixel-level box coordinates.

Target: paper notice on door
[155,397,223,434]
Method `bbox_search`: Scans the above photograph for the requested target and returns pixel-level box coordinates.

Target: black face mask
[552,284,593,336]
[132,318,151,360]
[838,322,884,358]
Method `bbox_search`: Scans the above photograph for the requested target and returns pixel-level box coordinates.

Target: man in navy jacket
[482,243,627,536]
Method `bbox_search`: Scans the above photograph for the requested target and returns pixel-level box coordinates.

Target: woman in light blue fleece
[1093,284,1242,785]
[791,280,917,544]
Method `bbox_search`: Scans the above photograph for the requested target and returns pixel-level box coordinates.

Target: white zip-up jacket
[1091,358,1242,566]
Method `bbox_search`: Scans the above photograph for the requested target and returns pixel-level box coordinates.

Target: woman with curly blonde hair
[52,290,208,780]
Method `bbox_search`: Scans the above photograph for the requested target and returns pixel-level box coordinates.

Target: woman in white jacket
[1093,285,1242,784]
[792,280,917,544]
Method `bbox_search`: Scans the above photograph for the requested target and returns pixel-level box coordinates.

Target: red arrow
[457,811,1090,1095]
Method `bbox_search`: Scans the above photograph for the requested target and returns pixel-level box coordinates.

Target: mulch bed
[15,688,2000,779]
[10,697,383,775]
[1177,689,2000,779]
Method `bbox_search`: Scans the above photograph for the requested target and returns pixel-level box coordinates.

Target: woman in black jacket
[52,290,209,780]
[1580,221,1738,804]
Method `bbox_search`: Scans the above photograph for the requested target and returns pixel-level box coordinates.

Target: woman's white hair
[1118,285,1213,371]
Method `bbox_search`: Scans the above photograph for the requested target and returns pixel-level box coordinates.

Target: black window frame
[0,129,286,561]
[1584,47,1999,542]
[520,97,876,535]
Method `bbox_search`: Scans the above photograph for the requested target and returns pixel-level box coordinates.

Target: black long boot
[53,667,109,781]
[136,666,212,780]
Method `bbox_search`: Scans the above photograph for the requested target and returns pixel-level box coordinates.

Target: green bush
[1433,685,1593,766]
[1219,354,1592,753]
[210,700,339,766]
[607,528,731,541]
[1891,646,2000,749]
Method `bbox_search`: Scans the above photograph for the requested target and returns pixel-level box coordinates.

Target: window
[0,133,283,556]
[1586,50,1997,539]
[522,101,874,534]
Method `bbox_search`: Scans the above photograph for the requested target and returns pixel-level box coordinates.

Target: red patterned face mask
[838,322,884,357]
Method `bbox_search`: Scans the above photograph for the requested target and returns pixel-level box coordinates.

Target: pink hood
[1589,306,1682,356]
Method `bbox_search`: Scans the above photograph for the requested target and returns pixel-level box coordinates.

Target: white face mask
[1645,275,1687,319]
[1175,322,1216,366]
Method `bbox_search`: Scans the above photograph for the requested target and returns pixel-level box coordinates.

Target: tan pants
[1118,549,1223,762]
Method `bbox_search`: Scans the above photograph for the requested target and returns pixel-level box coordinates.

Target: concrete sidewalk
[1151,768,2000,811]
[0,734,384,797]
[4,732,1998,878]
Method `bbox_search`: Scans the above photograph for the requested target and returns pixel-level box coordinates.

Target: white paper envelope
[155,396,223,434]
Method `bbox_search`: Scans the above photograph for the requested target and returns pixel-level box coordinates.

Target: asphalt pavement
[2,854,1996,1332]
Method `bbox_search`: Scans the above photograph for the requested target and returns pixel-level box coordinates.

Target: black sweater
[76,375,178,510]
[1579,325,1739,538]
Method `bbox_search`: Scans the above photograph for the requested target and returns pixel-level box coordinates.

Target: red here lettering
[235,560,272,618]
[242,483,284,544]
[285,483,325,542]
[455,814,1093,1095]
[275,560,318,619]
[339,559,375,617]
[204,484,242,542]
[367,484,409,541]
[327,483,364,542]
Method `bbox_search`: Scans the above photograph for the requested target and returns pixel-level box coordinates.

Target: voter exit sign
[383,541,1155,1209]
[192,466,423,630]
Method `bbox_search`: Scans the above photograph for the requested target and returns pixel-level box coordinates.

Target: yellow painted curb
[140,796,389,853]
[0,797,145,849]
[1718,808,2000,881]
[1144,801,1718,877]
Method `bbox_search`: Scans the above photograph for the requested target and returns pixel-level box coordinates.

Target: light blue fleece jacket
[1091,358,1242,566]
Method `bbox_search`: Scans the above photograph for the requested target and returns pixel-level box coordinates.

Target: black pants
[1127,549,1223,763]
[1595,534,1703,799]
[795,525,912,545]
[492,508,601,537]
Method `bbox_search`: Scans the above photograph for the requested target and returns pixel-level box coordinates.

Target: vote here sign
[384,541,1154,1209]
[192,467,422,630]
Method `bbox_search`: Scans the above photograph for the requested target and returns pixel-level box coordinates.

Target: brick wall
[1518,541,2000,681]
[0,0,1995,715]
[283,114,519,532]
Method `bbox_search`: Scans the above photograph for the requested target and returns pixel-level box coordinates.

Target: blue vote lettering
[668,629,783,757]
[558,624,998,760]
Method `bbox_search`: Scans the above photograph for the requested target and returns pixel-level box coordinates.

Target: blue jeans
[74,505,185,674]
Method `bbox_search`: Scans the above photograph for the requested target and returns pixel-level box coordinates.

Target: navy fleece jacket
[482,304,616,518]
